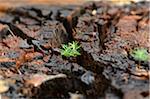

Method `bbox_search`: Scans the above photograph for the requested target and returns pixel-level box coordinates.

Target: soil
[0,1,149,99]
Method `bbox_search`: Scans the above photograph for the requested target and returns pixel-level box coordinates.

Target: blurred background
[0,0,148,7]
[0,0,148,16]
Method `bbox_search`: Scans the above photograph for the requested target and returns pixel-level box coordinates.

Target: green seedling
[130,48,149,68]
[130,48,149,62]
[60,41,81,57]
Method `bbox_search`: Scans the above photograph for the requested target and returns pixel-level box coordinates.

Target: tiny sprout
[130,48,149,62]
[60,41,81,57]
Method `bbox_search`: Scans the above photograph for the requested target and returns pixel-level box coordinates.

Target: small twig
[7,26,16,37]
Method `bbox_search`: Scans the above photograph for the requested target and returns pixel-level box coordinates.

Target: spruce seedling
[60,41,81,57]
[130,48,149,68]
[130,48,149,62]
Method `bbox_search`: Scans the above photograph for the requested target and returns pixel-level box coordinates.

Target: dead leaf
[129,68,150,80]
[25,74,67,87]
[0,80,9,93]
